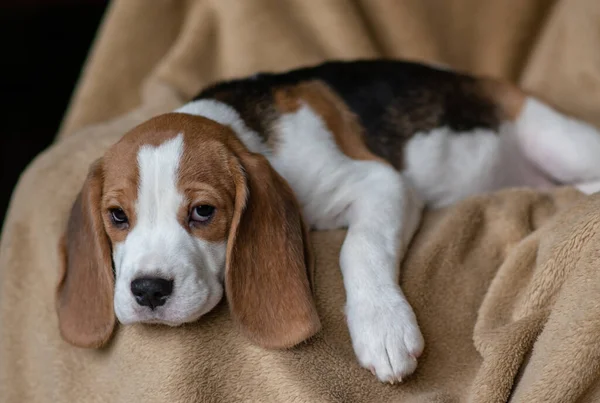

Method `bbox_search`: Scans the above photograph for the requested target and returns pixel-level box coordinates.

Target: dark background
[0,0,108,229]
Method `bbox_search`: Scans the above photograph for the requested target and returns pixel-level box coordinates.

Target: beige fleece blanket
[2,0,600,402]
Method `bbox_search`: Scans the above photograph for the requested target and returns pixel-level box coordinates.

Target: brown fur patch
[176,117,240,244]
[56,160,116,348]
[273,87,301,113]
[479,77,527,121]
[273,81,387,164]
[225,138,321,348]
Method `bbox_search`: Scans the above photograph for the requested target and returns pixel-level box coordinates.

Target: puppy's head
[56,113,320,349]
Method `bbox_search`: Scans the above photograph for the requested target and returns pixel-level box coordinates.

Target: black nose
[130,277,174,310]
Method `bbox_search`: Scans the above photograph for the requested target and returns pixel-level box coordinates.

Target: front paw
[346,290,424,383]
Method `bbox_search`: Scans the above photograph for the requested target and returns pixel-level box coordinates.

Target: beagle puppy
[57,59,600,383]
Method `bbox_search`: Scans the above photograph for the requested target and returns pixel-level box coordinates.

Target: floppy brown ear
[56,159,115,348]
[226,151,321,349]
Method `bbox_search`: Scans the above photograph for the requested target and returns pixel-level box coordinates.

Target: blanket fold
[3,0,600,401]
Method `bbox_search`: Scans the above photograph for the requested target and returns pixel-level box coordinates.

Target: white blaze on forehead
[136,134,185,232]
[112,133,187,272]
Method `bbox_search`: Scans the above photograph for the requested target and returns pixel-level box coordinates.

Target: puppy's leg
[514,98,600,184]
[340,161,424,383]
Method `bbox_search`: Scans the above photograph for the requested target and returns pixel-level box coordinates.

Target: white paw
[346,288,424,383]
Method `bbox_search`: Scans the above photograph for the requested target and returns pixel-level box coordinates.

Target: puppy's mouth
[126,308,193,327]
[125,292,214,326]
[140,318,187,327]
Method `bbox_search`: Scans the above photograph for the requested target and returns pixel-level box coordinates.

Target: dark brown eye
[190,205,215,224]
[109,208,129,228]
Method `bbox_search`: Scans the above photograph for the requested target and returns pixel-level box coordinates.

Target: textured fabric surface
[2,0,600,402]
